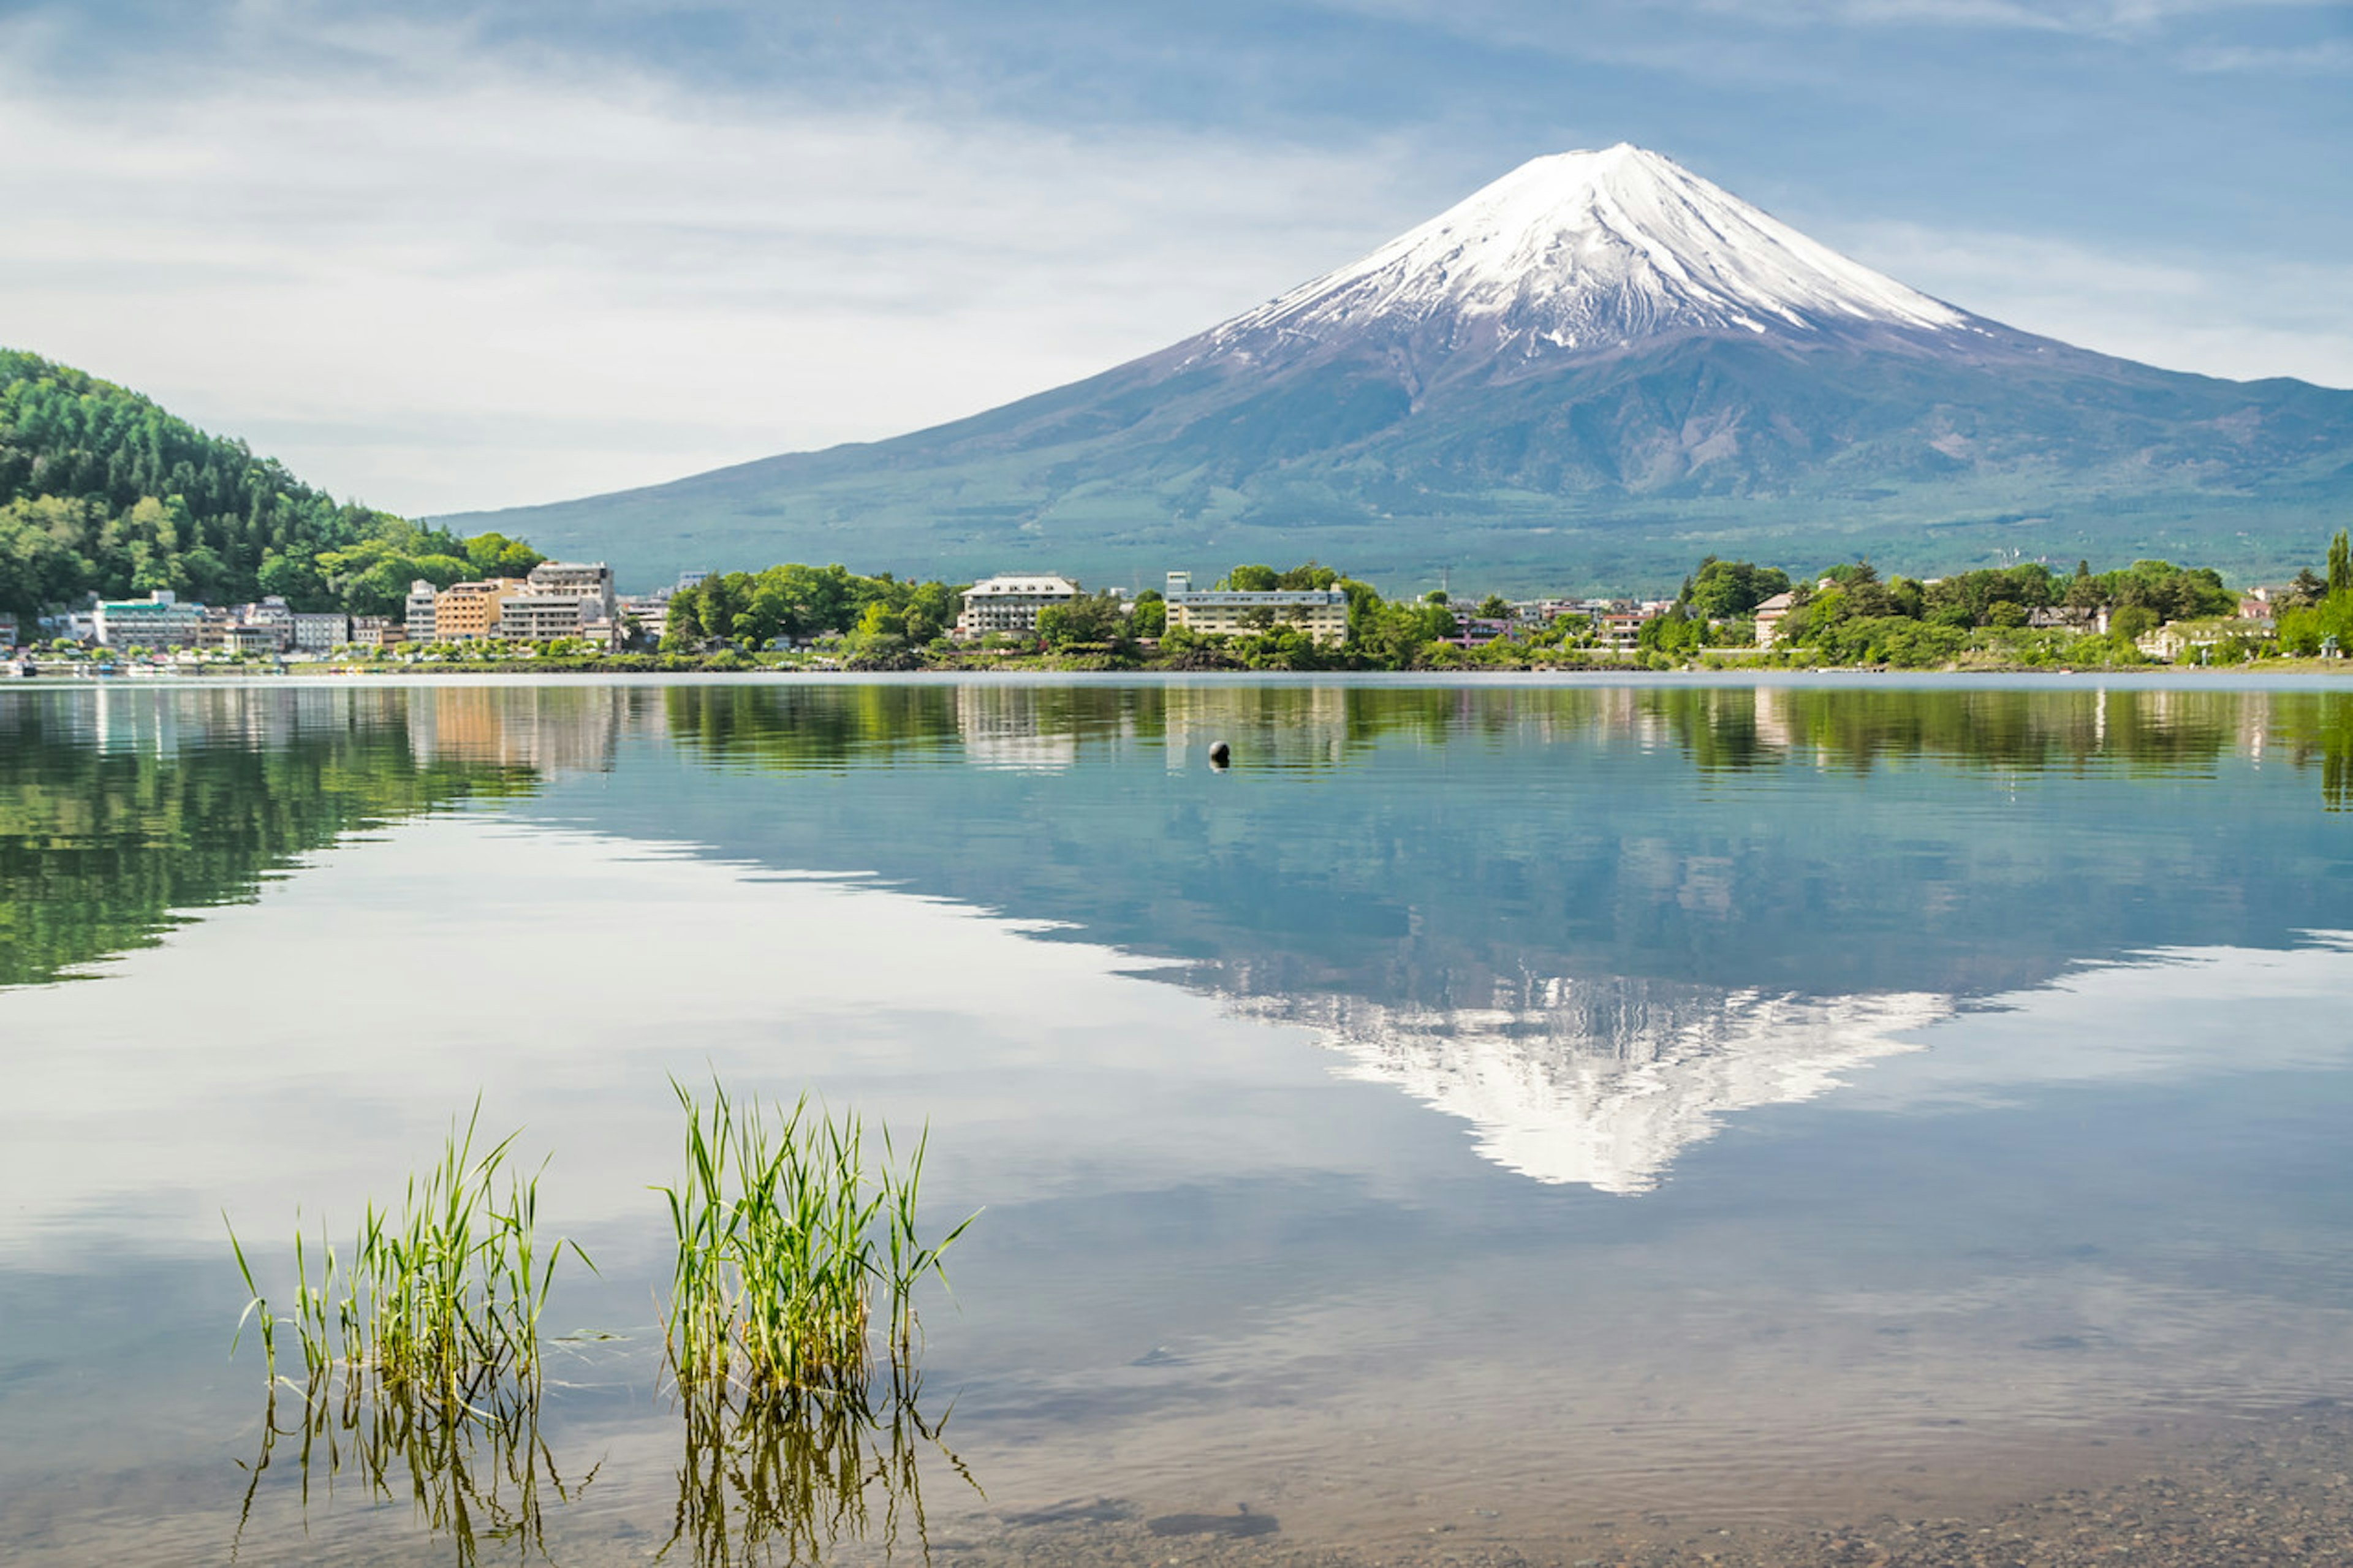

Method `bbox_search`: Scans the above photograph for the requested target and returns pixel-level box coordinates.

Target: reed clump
[227,1098,591,1390]
[656,1078,976,1394]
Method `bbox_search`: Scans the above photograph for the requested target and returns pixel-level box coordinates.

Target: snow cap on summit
[1214,144,1966,357]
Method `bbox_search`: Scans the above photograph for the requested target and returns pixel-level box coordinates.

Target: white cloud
[2186,36,2353,70]
[0,46,1432,515]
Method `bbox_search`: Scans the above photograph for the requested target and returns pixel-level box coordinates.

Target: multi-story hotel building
[404,580,440,642]
[431,578,527,642]
[491,561,619,643]
[521,561,616,618]
[93,590,203,648]
[1162,571,1349,645]
[290,612,350,653]
[953,574,1084,640]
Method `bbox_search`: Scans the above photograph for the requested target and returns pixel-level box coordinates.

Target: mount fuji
[451,145,2353,590]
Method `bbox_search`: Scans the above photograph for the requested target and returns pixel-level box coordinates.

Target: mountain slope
[0,349,426,619]
[448,146,2353,592]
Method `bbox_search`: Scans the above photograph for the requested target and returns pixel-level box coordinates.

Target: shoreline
[9,662,2353,691]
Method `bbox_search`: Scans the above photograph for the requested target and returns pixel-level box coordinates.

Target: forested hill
[0,350,535,622]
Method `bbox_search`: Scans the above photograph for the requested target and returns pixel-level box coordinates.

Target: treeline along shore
[616,540,2353,674]
[19,543,2353,677]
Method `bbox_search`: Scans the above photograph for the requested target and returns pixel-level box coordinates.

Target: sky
[3,0,2348,517]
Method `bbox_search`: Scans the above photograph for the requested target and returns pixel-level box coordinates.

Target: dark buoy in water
[1208,741,1231,770]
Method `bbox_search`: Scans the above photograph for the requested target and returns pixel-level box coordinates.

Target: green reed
[656,1078,976,1394]
[227,1097,591,1391]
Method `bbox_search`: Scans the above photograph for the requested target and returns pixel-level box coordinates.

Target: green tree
[2330,530,2351,596]
[1683,558,1792,619]
[1129,590,1167,638]
[464,532,545,580]
[1035,591,1132,652]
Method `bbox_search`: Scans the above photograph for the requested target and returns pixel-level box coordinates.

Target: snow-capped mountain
[1199,144,1971,377]
[453,146,2353,590]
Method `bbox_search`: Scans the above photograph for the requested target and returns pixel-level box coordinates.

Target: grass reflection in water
[667,1368,973,1567]
[234,1360,594,1566]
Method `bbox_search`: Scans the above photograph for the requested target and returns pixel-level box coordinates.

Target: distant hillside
[442,147,2353,596]
[0,350,551,622]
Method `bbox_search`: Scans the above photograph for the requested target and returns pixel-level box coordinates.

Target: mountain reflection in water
[1231,980,1947,1192]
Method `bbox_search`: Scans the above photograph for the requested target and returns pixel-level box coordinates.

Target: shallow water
[4,676,2352,1564]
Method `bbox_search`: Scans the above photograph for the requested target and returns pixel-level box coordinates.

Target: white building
[93,590,203,648]
[290,612,350,653]
[495,594,591,642]
[493,561,618,643]
[524,560,617,619]
[954,574,1083,639]
[404,580,439,642]
[618,593,675,645]
[1162,570,1349,645]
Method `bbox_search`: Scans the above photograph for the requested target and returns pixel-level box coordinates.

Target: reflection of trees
[1641,686,2246,775]
[659,682,1492,776]
[0,689,535,988]
[2270,693,2353,812]
[664,686,965,772]
[235,1368,592,1566]
[650,683,2344,789]
[666,1373,971,1567]
[613,681,2353,1009]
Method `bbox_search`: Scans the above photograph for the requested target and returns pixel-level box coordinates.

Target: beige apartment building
[1162,570,1349,645]
[432,578,527,641]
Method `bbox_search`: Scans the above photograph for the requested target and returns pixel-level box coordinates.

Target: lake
[4,675,2353,1566]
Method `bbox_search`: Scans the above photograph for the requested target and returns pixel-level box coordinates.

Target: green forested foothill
[0,350,546,621]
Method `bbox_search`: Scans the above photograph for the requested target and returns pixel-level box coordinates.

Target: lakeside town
[7,541,2350,677]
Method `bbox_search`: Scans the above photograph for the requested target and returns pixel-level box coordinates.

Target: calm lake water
[4,675,2353,1565]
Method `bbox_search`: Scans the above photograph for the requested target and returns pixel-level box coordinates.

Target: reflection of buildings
[1159,684,1352,770]
[404,686,665,775]
[953,684,1085,771]
[81,684,415,756]
[1230,975,1949,1193]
